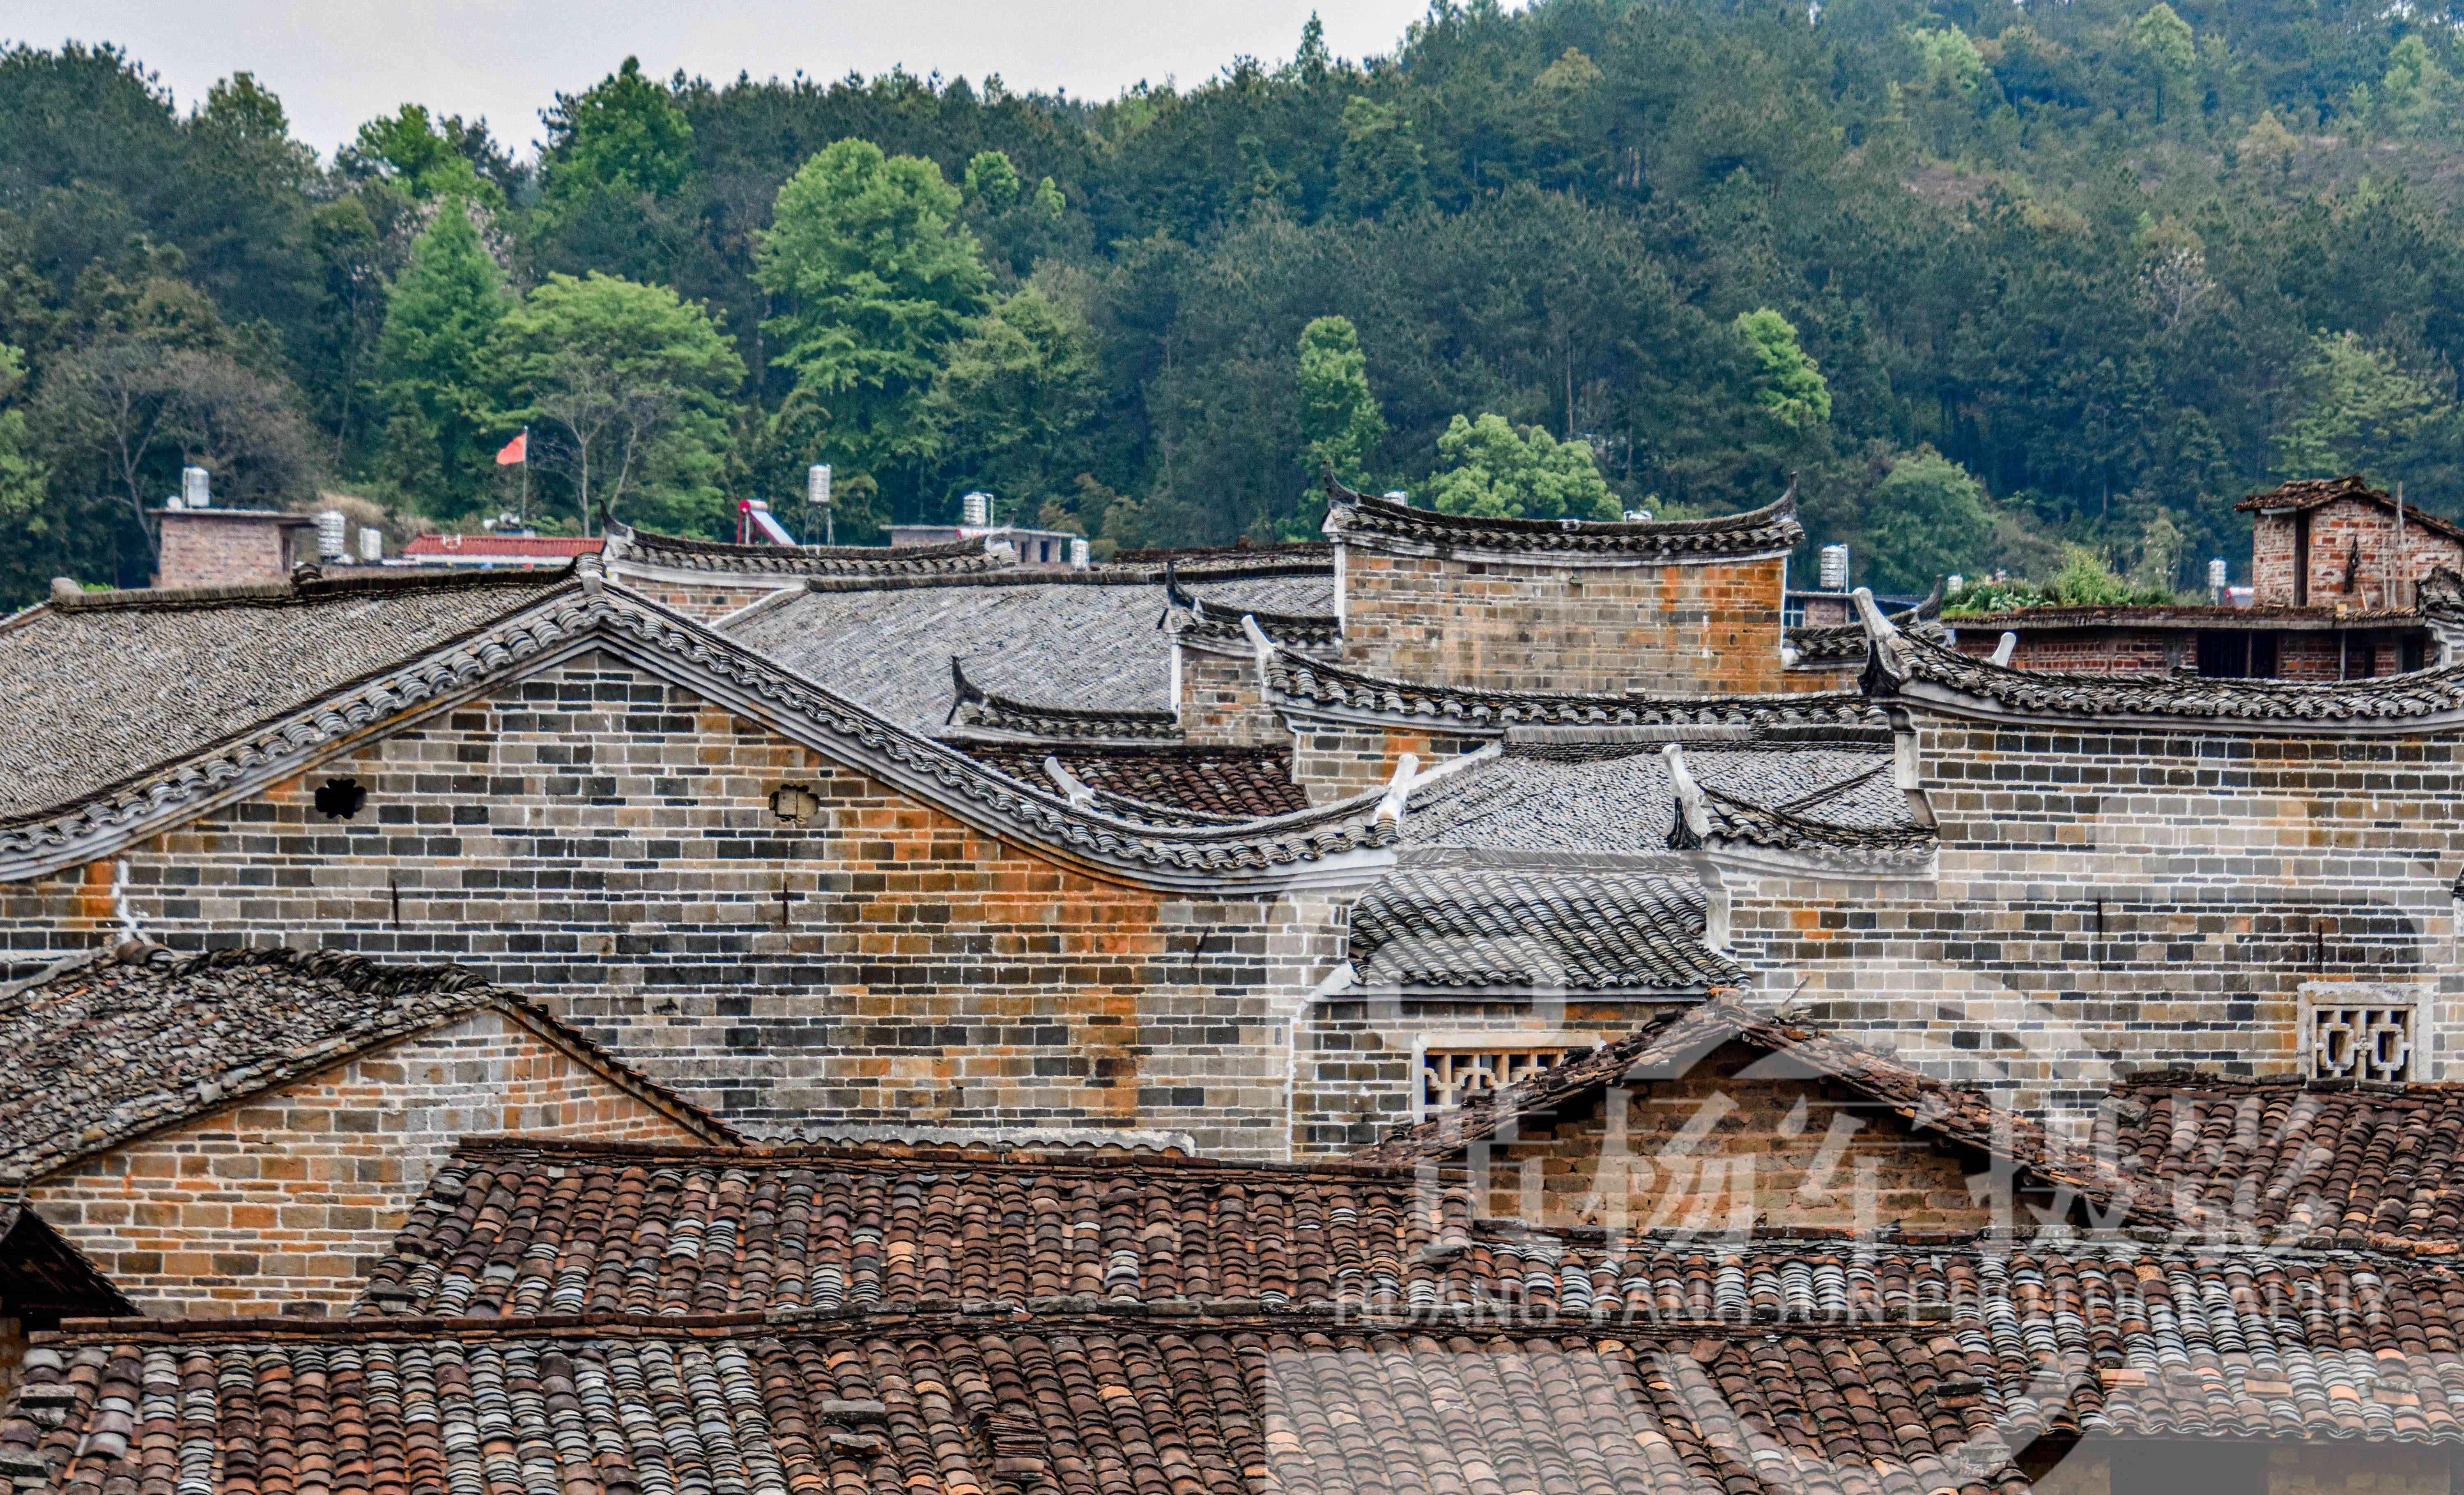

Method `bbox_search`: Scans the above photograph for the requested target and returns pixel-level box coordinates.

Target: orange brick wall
[26,1008,705,1317]
[155,515,309,589]
[1340,552,1789,695]
[2251,498,2464,610]
[1464,1041,1991,1232]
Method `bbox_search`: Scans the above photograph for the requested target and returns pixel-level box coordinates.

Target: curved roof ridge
[943,655,1181,741]
[1864,593,2464,729]
[607,526,1008,577]
[1263,641,1885,732]
[1322,475,1803,559]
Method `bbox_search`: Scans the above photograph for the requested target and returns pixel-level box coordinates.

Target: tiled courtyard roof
[1346,865,1744,991]
[0,568,566,829]
[1324,480,1804,560]
[0,948,728,1184]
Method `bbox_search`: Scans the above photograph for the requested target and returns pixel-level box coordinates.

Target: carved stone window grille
[1419,1044,1586,1118]
[2306,996,2416,1082]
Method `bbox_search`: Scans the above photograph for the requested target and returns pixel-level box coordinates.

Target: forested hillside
[5,0,2464,604]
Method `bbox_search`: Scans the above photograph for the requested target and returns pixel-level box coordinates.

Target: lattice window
[2309,1003,2415,1082]
[1419,1045,1586,1118]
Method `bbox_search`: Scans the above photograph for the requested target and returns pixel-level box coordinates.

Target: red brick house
[0,945,729,1320]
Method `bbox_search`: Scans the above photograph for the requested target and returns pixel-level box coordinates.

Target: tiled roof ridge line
[1686,779,1940,853]
[570,593,1403,884]
[798,559,1335,595]
[432,1131,1473,1181]
[1858,585,2464,728]
[1323,475,1803,554]
[1162,563,1342,647]
[1262,641,1885,732]
[33,1295,2095,1348]
[944,655,1183,741]
[619,528,986,562]
[46,563,579,615]
[0,579,1403,890]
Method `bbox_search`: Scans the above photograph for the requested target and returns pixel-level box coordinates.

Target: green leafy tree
[338,105,511,205]
[492,272,744,536]
[1296,315,1386,487]
[1734,309,1831,428]
[1334,97,1425,220]
[2373,37,2461,136]
[755,138,993,524]
[1424,413,1618,521]
[2131,4,2197,120]
[540,58,694,204]
[0,344,56,597]
[922,287,1099,518]
[1905,27,1985,95]
[1862,447,1993,595]
[377,200,511,511]
[2273,331,2441,482]
[963,151,1021,211]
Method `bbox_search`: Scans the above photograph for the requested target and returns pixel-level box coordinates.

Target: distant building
[889,522,1086,568]
[150,506,317,589]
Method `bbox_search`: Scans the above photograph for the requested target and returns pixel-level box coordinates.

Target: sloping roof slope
[2096,1072,2464,1252]
[0,570,566,827]
[1347,865,1744,990]
[0,948,727,1183]
[2234,474,2464,546]
[729,572,1332,734]
[1401,740,1913,855]
[964,743,1311,818]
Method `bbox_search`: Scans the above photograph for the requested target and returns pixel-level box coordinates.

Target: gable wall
[1177,644,1290,748]
[1289,722,1492,806]
[1723,717,2464,1122]
[605,567,798,620]
[1338,551,1791,695]
[25,1007,704,1315]
[0,651,1335,1158]
[1458,1040,1993,1231]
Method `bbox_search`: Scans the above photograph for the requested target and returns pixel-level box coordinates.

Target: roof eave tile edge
[1889,676,2464,736]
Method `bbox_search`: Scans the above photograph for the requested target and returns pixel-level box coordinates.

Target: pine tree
[377,200,511,513]
[1296,315,1385,487]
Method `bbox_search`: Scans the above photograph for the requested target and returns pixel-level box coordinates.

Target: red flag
[495,431,527,465]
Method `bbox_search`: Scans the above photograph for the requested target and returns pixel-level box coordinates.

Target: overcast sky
[4,0,1438,161]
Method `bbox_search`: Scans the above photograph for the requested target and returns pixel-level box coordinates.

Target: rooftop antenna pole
[519,426,529,529]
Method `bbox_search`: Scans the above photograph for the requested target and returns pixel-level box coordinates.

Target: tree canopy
[15,3,2464,600]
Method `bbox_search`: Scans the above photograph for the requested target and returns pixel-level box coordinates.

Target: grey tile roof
[726,570,1333,734]
[1864,593,2464,727]
[1324,476,1803,558]
[1347,865,1745,991]
[605,527,1004,576]
[1161,566,1340,648]
[0,947,730,1184]
[0,570,568,828]
[0,568,1396,890]
[962,742,1311,818]
[1263,642,1888,732]
[1401,740,1912,854]
[2234,473,2464,546]
[1786,586,1946,667]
